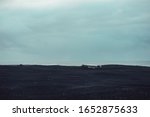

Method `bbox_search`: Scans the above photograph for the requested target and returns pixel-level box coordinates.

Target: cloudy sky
[0,0,150,65]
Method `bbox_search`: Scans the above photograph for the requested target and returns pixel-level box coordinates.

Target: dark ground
[0,64,150,100]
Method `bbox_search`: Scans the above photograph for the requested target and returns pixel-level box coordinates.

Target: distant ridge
[0,64,150,68]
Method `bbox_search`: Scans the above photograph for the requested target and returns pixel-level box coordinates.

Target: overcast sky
[0,0,150,65]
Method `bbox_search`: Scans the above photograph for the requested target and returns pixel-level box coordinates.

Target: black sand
[0,65,150,100]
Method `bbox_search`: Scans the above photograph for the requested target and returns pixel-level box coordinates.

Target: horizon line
[0,63,150,67]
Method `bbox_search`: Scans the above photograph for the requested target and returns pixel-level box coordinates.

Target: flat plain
[0,65,150,100]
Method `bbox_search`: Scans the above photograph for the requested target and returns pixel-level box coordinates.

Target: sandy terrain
[0,65,150,100]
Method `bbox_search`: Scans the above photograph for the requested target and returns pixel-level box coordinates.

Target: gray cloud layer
[0,0,150,65]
